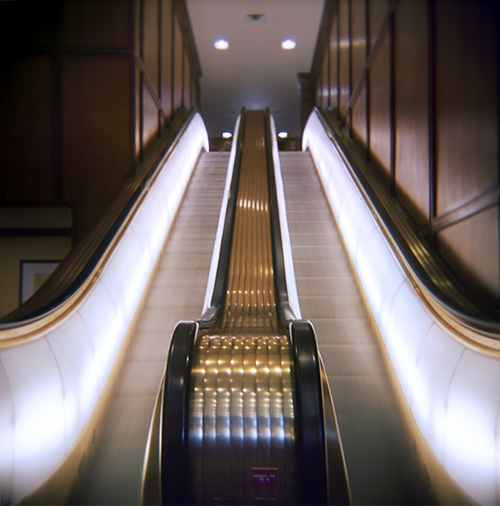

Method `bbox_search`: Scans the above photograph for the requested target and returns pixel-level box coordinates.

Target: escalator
[3,104,497,505]
[145,109,350,505]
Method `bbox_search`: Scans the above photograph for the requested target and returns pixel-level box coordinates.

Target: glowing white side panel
[268,114,301,319]
[303,110,500,505]
[0,112,209,504]
[1,339,66,499]
[203,115,240,314]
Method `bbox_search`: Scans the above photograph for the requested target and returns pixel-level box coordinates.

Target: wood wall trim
[136,54,169,123]
[173,0,202,80]
[420,186,500,237]
[311,0,337,77]
[427,0,437,234]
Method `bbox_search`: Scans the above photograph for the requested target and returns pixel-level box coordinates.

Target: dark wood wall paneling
[141,0,161,156]
[395,1,429,224]
[0,55,54,202]
[0,0,201,244]
[138,0,200,159]
[173,14,184,113]
[0,1,57,204]
[311,0,500,303]
[57,1,134,240]
[338,0,350,118]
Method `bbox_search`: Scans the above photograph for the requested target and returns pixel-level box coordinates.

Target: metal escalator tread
[187,111,296,504]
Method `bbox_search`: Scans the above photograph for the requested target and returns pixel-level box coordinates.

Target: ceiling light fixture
[222,131,232,139]
[214,38,229,50]
[281,38,296,50]
[278,131,288,139]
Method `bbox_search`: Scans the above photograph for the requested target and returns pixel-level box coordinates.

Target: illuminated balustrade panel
[0,113,209,504]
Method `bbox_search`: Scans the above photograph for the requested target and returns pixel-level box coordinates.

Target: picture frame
[20,260,60,304]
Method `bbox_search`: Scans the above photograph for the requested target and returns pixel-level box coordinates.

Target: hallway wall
[311,0,499,306]
[0,0,200,316]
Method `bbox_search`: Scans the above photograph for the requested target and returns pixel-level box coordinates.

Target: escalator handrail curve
[160,321,198,505]
[0,110,199,337]
[290,320,329,505]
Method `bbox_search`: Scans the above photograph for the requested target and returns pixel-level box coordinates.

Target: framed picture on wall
[20,260,60,304]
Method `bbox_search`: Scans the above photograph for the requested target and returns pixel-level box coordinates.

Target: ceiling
[186,0,324,139]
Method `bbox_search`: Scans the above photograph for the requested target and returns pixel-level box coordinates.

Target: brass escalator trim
[188,111,296,504]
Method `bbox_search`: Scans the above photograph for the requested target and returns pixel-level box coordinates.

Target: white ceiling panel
[186,0,324,138]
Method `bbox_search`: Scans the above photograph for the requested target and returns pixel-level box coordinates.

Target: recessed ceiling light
[278,131,288,139]
[222,131,232,139]
[281,38,296,50]
[214,38,229,50]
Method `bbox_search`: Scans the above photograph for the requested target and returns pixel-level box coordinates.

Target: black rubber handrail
[290,320,329,505]
[0,109,198,328]
[160,321,198,505]
[315,107,500,337]
[199,107,247,327]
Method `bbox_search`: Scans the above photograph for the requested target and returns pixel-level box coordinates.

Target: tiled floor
[280,151,433,505]
[70,151,229,505]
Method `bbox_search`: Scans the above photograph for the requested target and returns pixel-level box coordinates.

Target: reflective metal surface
[189,333,295,504]
[188,111,296,504]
